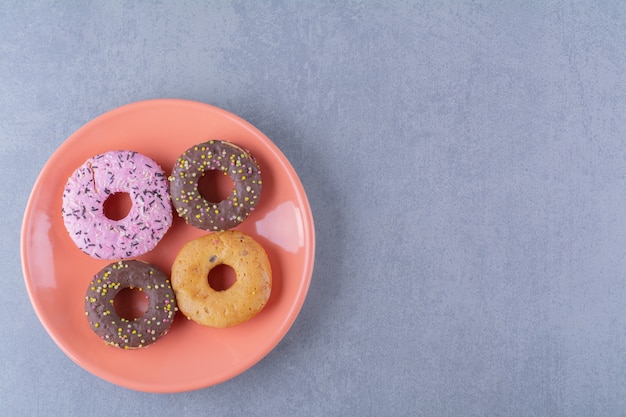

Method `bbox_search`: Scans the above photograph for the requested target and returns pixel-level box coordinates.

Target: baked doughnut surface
[169,140,262,231]
[171,230,272,328]
[62,150,172,259]
[84,260,178,349]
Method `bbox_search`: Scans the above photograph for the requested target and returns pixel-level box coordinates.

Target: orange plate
[20,99,315,393]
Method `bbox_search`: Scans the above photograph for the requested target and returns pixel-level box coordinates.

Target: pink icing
[62,150,172,259]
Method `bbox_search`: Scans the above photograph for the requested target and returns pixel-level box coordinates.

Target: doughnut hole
[198,169,234,203]
[208,264,237,291]
[103,192,132,220]
[114,287,149,320]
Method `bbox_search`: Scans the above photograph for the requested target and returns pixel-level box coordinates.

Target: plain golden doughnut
[171,230,272,328]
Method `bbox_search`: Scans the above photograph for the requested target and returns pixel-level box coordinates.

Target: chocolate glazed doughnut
[168,140,262,231]
[84,260,178,349]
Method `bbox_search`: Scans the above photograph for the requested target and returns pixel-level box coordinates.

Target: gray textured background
[3,1,626,416]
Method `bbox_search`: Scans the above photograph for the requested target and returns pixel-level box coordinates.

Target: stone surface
[3,1,626,415]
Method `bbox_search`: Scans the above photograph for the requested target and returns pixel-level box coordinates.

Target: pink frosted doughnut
[62,150,173,259]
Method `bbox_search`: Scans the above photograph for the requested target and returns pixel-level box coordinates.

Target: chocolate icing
[84,260,177,349]
[169,140,262,231]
